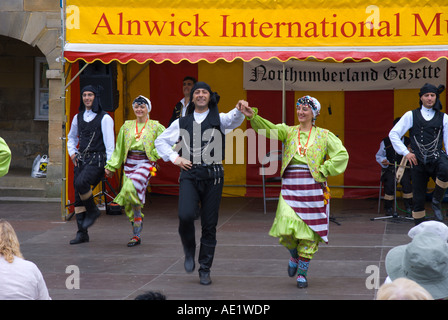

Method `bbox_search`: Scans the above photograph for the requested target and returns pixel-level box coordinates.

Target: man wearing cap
[389,83,448,225]
[67,85,115,244]
[155,81,246,285]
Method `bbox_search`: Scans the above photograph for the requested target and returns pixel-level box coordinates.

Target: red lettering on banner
[194,14,209,37]
[89,12,415,40]
[92,13,114,35]
[219,13,402,39]
[413,13,442,36]
[179,21,192,36]
[144,20,167,36]
[91,12,209,37]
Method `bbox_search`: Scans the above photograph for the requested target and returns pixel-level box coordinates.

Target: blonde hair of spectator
[377,278,434,300]
[0,219,23,263]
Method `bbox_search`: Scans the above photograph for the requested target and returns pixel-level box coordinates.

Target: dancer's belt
[128,150,146,156]
[181,162,223,184]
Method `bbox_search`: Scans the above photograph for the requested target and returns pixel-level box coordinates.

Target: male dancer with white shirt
[67,85,115,244]
[389,83,447,225]
[155,81,246,285]
[168,76,197,126]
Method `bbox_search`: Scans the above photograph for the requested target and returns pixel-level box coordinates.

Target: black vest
[383,136,409,165]
[409,108,444,164]
[78,111,106,154]
[178,107,225,164]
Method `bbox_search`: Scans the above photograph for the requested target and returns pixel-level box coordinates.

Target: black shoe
[288,258,298,277]
[82,208,101,229]
[184,255,195,273]
[127,236,141,247]
[432,185,446,221]
[69,231,89,245]
[70,212,89,245]
[199,271,212,285]
[432,200,444,221]
[414,217,426,225]
[296,276,308,288]
[81,195,101,229]
[385,207,394,216]
[184,247,195,273]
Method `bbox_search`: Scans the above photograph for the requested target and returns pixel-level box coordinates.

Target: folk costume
[67,85,115,244]
[389,83,448,224]
[375,134,413,215]
[105,96,165,246]
[247,96,349,288]
[155,81,245,285]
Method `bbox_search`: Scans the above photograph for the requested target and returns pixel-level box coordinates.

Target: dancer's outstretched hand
[236,100,254,117]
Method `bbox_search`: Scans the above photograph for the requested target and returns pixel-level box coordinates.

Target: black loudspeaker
[79,61,119,112]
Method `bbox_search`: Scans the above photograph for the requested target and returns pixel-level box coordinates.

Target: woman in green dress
[105,96,165,247]
[240,96,349,288]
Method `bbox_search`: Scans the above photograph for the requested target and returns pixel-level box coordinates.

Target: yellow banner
[66,0,448,47]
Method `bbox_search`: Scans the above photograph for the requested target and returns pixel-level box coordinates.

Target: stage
[1,196,423,300]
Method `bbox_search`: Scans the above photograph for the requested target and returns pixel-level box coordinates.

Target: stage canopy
[64,0,448,64]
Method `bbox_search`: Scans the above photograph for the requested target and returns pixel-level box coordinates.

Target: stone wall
[0,0,63,198]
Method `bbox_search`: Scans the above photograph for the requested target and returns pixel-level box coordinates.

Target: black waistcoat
[178,107,225,164]
[409,108,444,164]
[78,111,106,154]
[384,136,410,164]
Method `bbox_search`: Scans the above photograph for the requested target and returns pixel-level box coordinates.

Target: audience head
[377,278,433,300]
[0,219,23,263]
[386,231,448,300]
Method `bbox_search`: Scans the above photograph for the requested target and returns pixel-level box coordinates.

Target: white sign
[243,58,446,91]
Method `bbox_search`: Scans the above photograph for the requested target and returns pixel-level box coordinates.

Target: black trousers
[382,166,412,197]
[73,153,106,209]
[411,154,448,213]
[178,166,224,250]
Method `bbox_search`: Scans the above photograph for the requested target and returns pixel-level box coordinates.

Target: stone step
[0,196,60,202]
[0,185,46,197]
[0,167,59,202]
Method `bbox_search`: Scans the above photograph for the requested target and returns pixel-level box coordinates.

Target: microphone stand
[371,160,413,223]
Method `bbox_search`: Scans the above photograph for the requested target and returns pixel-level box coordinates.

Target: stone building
[0,0,63,200]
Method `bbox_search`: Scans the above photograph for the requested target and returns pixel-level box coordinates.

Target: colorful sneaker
[297,275,308,288]
[127,236,141,247]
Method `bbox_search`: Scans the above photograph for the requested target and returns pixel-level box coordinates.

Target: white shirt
[155,107,245,163]
[67,109,115,161]
[389,107,448,157]
[180,98,188,117]
[375,137,407,168]
[0,256,51,300]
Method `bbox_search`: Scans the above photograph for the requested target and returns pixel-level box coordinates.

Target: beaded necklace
[298,126,313,157]
[135,119,148,142]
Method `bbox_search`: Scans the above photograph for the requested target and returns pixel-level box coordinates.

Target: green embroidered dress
[105,120,165,221]
[248,108,349,247]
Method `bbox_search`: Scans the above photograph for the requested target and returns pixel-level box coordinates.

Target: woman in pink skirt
[240,96,349,288]
[105,96,165,247]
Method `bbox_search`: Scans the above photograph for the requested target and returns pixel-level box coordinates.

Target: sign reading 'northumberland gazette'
[243,59,447,91]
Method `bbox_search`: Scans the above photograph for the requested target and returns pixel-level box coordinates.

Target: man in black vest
[155,82,246,285]
[376,118,413,215]
[67,85,115,244]
[389,83,447,225]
